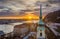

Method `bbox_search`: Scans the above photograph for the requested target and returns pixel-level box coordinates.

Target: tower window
[40,33,42,36]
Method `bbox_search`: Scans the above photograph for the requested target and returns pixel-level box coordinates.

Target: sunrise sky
[0,0,60,17]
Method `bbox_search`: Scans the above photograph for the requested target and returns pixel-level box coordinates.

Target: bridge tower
[37,4,45,39]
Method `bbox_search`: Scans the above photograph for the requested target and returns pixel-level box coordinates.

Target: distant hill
[44,10,60,23]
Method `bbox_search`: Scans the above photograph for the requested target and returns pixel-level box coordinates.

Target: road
[45,25,57,39]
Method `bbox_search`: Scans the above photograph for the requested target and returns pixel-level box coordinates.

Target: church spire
[40,4,42,20]
[39,4,44,25]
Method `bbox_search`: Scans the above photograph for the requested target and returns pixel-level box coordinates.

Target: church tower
[37,4,45,39]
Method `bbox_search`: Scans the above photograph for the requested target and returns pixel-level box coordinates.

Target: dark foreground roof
[44,10,60,23]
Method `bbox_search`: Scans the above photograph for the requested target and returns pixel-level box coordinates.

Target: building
[37,5,45,39]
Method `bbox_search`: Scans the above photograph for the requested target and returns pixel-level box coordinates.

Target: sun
[28,16,32,19]
[24,13,39,20]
